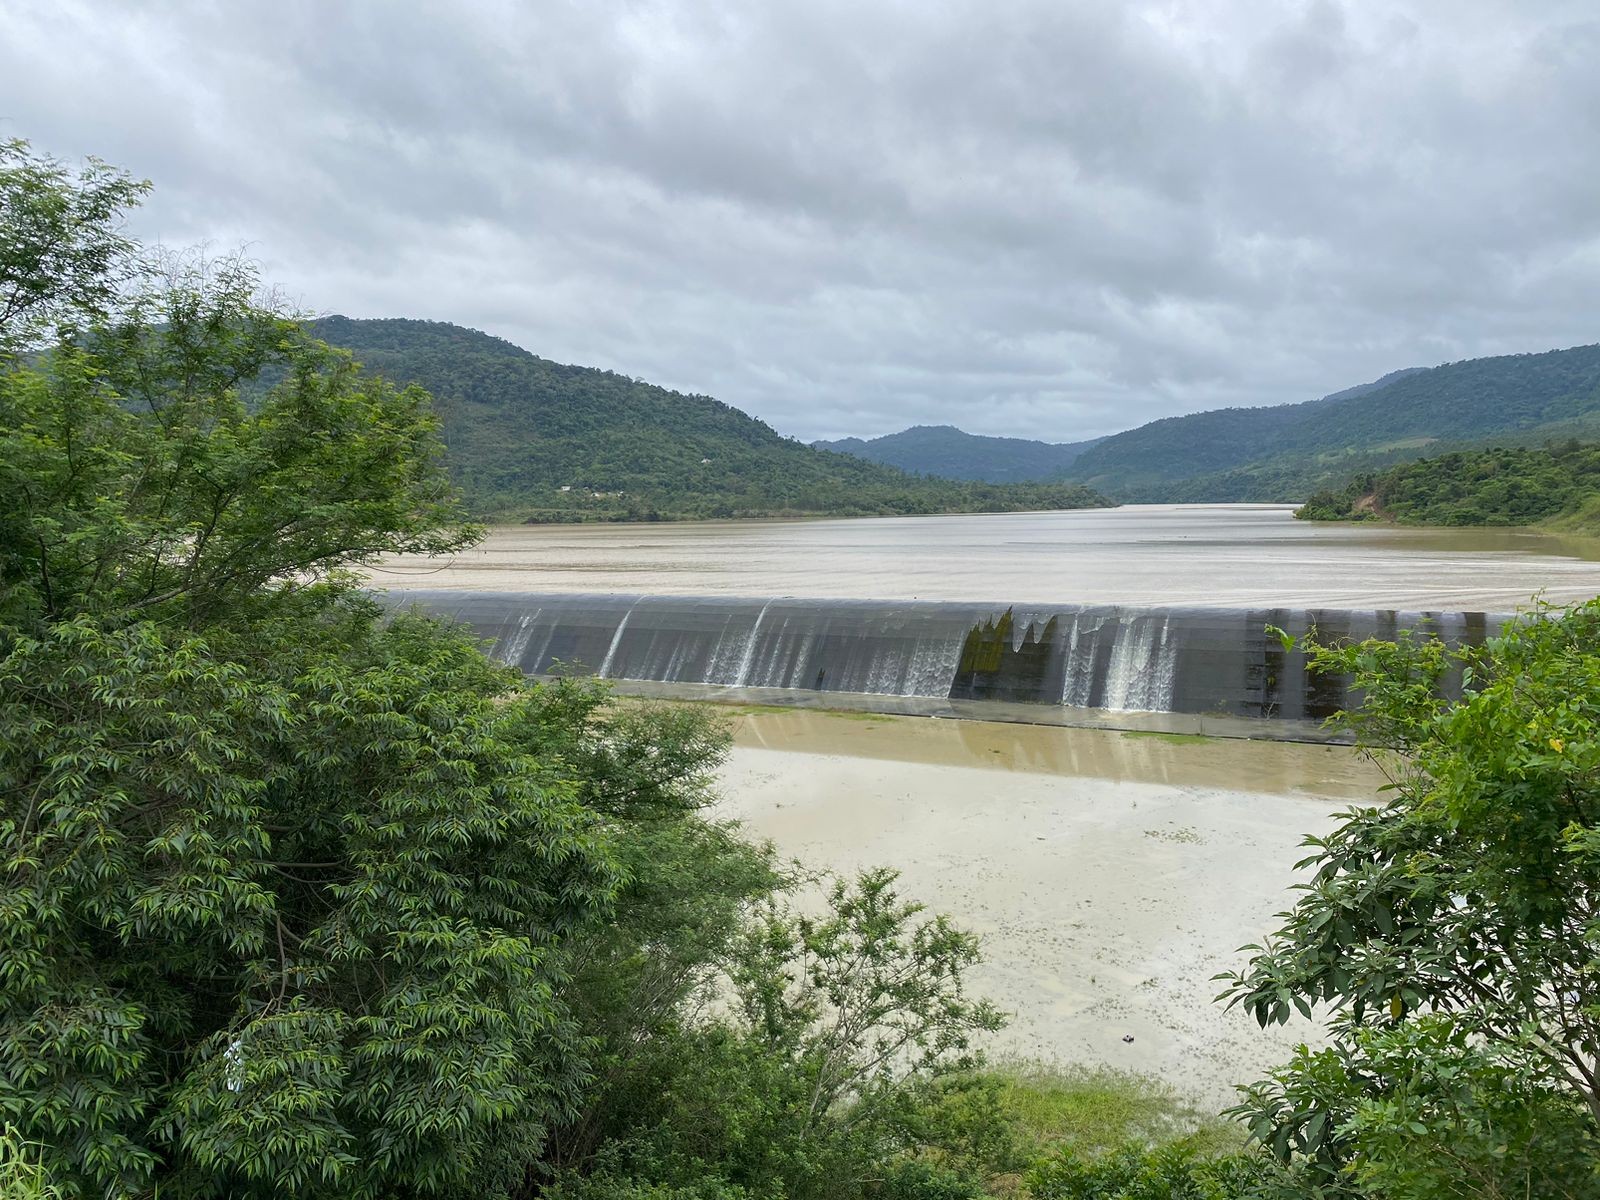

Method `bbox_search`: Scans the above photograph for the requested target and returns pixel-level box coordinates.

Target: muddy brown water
[726,706,1391,796]
[371,504,1600,610]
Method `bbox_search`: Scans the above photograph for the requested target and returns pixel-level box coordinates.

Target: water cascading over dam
[385,590,1507,724]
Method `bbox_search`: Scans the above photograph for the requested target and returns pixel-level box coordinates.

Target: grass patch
[0,1130,64,1200]
[1542,492,1600,535]
[989,1061,1239,1159]
[1119,730,1216,746]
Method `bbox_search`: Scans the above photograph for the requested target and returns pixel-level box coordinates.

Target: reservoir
[372,503,1600,610]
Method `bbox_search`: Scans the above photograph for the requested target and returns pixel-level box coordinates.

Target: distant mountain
[1061,346,1600,501]
[1316,366,1429,403]
[812,424,1106,482]
[310,318,1109,521]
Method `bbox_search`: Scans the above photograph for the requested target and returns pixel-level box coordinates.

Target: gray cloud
[4,0,1598,440]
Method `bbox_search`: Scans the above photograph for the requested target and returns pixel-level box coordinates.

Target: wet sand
[715,710,1390,1103]
[371,504,1600,610]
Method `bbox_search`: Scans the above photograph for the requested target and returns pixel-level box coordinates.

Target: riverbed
[718,709,1389,1103]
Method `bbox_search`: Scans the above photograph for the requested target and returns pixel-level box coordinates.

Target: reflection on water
[729,708,1390,799]
[371,504,1600,611]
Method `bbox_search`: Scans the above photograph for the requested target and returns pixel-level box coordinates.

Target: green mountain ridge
[309,317,1110,521]
[812,424,1106,482]
[1062,347,1600,501]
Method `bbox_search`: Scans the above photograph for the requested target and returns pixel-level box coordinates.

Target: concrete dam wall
[385,590,1506,723]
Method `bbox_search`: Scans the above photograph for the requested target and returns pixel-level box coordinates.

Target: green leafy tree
[1220,601,1600,1197]
[731,868,1006,1132]
[0,252,468,630]
[0,141,619,1197]
[0,139,150,354]
[547,869,1007,1200]
[510,679,781,1180]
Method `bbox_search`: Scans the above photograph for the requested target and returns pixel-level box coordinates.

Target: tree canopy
[0,138,150,355]
[0,138,621,1197]
[1295,440,1600,530]
[1220,604,1600,1197]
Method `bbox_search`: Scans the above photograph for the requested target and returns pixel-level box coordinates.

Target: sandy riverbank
[714,711,1389,1104]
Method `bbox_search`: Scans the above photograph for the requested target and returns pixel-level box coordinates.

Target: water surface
[373,504,1600,610]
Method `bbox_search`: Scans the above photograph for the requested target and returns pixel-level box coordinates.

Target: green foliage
[307,317,1111,521]
[0,1129,66,1200]
[1341,1019,1598,1199]
[0,143,621,1197]
[544,869,1006,1200]
[813,425,1104,484]
[521,681,784,1180]
[1,604,625,1196]
[1063,349,1600,502]
[1025,1140,1266,1200]
[1219,599,1600,1196]
[0,139,150,354]
[733,869,1005,1095]
[1295,441,1600,528]
[0,265,471,632]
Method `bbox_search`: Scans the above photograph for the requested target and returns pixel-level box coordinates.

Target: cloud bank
[6,0,1598,440]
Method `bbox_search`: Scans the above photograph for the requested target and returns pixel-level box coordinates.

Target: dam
[385,589,1504,728]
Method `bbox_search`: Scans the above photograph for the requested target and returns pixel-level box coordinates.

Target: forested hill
[812,424,1105,482]
[1061,346,1600,501]
[1296,442,1600,530]
[309,317,1109,521]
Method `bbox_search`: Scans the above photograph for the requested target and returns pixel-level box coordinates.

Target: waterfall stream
[389,591,1505,722]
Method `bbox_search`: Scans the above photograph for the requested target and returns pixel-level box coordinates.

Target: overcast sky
[5,1,1598,442]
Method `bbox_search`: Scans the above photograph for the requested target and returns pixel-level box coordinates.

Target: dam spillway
[385,590,1506,726]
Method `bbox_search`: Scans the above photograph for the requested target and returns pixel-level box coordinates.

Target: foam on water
[596,603,637,678]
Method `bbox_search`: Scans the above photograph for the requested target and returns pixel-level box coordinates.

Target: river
[371,503,1600,610]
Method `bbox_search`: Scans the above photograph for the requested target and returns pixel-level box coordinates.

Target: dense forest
[813,424,1104,483]
[1295,441,1600,529]
[1061,350,1600,501]
[310,318,1109,521]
